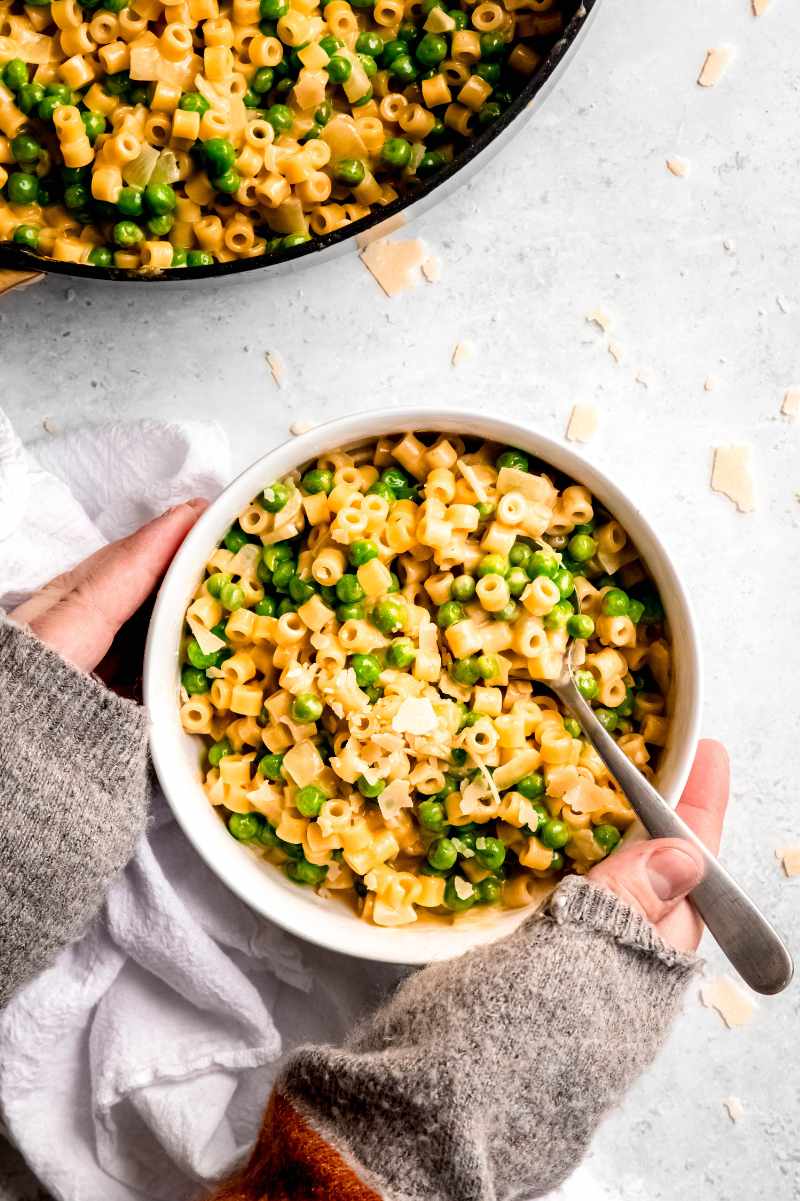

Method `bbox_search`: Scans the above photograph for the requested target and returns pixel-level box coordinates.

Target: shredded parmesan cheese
[752,0,769,15]
[186,618,226,656]
[290,419,313,435]
[566,404,598,444]
[456,458,489,503]
[586,308,612,332]
[723,1096,745,1123]
[451,340,475,367]
[391,696,438,736]
[699,976,756,1028]
[607,340,623,364]
[421,255,442,283]
[666,156,690,177]
[453,876,474,900]
[266,351,285,388]
[698,46,734,88]
[711,446,755,513]
[359,237,425,296]
[704,374,719,392]
[378,779,413,821]
[775,845,800,878]
[781,389,799,420]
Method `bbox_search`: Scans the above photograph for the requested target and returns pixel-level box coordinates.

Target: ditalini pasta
[179,434,671,926]
[0,0,568,270]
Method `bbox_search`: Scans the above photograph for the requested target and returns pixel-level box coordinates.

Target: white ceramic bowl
[144,408,702,965]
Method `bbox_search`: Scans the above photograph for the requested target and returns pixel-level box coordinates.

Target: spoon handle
[556,679,793,995]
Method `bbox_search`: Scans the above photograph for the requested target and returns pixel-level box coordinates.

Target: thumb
[588,837,705,926]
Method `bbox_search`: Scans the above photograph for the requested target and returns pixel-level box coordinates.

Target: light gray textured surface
[1,0,798,1198]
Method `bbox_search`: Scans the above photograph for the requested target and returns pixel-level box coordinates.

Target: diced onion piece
[122,142,160,187]
[150,148,180,185]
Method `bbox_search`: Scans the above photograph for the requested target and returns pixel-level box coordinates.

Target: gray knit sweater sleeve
[0,618,149,1007]
[274,876,699,1201]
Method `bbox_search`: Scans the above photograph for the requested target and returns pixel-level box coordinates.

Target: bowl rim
[144,405,703,964]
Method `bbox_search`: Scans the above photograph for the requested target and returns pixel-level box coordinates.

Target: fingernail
[646,847,703,901]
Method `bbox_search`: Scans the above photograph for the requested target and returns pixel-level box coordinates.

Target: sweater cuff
[547,873,700,975]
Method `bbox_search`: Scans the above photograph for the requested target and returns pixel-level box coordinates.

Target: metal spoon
[550,655,793,996]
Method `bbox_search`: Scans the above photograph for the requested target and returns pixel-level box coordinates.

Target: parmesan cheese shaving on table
[698,46,734,88]
[700,976,756,1028]
[359,237,426,297]
[711,446,755,512]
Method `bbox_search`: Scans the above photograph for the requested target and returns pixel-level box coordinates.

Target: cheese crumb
[698,46,734,88]
[723,1096,745,1123]
[666,156,690,177]
[635,368,651,388]
[752,0,769,14]
[451,340,475,368]
[586,308,612,332]
[704,375,719,392]
[290,419,313,436]
[711,446,755,513]
[359,236,425,296]
[266,351,285,388]
[607,340,623,364]
[453,876,474,901]
[391,696,438,736]
[42,417,59,435]
[781,389,800,420]
[700,975,756,1028]
[421,255,442,283]
[775,845,800,877]
[723,238,736,253]
[378,779,413,821]
[566,404,598,444]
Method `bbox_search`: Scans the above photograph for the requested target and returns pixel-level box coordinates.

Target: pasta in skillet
[179,433,671,926]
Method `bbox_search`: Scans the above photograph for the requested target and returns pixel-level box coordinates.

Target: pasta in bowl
[145,410,701,963]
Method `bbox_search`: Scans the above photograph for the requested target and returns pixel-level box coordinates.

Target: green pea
[427,836,457,871]
[380,466,413,495]
[480,31,506,59]
[63,182,90,210]
[601,588,629,616]
[386,638,415,669]
[381,138,410,174]
[334,573,364,605]
[266,103,293,132]
[446,574,473,604]
[182,666,209,695]
[494,601,519,624]
[541,819,570,850]
[272,561,295,592]
[206,572,232,599]
[292,692,323,723]
[328,49,351,79]
[528,549,559,579]
[550,851,565,872]
[128,85,150,105]
[567,613,595,639]
[17,82,44,114]
[391,53,418,84]
[179,91,211,113]
[333,158,365,186]
[286,857,328,885]
[228,812,263,842]
[10,132,40,164]
[12,224,39,250]
[356,30,384,56]
[594,824,622,854]
[415,32,447,66]
[477,876,502,904]
[351,653,382,687]
[261,541,293,570]
[186,637,220,669]
[567,533,597,563]
[3,58,28,91]
[437,600,464,629]
[460,708,481,729]
[213,168,240,195]
[382,38,408,65]
[36,95,61,121]
[88,246,113,267]
[254,596,277,616]
[337,601,365,622]
[554,568,575,599]
[544,600,574,630]
[220,582,245,611]
[387,572,400,592]
[295,784,327,817]
[142,182,175,216]
[80,110,106,142]
[450,657,481,686]
[563,717,581,739]
[288,574,315,604]
[477,553,509,578]
[117,185,143,217]
[258,821,279,849]
[517,772,545,800]
[614,686,635,718]
[506,542,530,570]
[7,172,38,205]
[444,874,477,912]
[627,599,645,624]
[475,835,506,872]
[259,481,290,512]
[277,598,296,616]
[476,60,501,84]
[416,150,444,177]
[207,737,233,767]
[315,99,333,125]
[210,622,229,641]
[296,468,331,498]
[204,137,236,175]
[417,799,446,832]
[348,539,378,567]
[260,0,288,16]
[450,748,468,769]
[187,250,214,267]
[357,774,385,799]
[505,566,528,598]
[372,597,406,635]
[275,834,304,860]
[282,232,311,250]
[595,708,618,733]
[258,752,285,780]
[496,448,529,472]
[113,220,144,246]
[574,669,599,700]
[476,654,499,680]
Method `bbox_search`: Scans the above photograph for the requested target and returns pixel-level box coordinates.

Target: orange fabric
[207,1090,382,1201]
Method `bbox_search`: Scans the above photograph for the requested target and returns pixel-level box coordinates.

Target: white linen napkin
[0,409,605,1201]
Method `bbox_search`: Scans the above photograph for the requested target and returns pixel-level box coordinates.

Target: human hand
[9,501,207,690]
[588,739,729,952]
